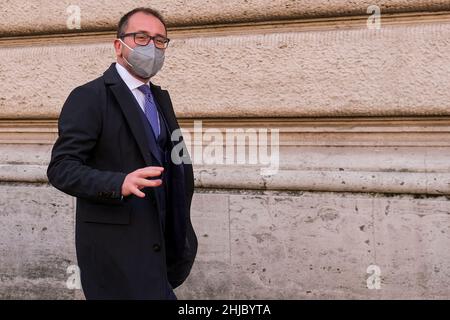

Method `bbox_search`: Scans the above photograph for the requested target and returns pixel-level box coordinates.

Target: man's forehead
[126,12,165,34]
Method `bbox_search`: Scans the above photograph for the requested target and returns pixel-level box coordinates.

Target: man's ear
[113,39,122,58]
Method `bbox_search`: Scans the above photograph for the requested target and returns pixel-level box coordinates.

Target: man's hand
[121,166,164,198]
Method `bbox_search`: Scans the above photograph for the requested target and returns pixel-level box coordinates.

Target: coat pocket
[77,199,131,225]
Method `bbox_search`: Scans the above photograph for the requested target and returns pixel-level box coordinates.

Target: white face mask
[119,39,165,78]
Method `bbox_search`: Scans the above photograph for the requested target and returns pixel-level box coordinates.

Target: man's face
[114,12,167,72]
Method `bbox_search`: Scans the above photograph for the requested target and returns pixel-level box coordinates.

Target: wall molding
[1,0,450,37]
[1,164,449,196]
[0,117,449,195]
[1,117,449,146]
[1,11,450,47]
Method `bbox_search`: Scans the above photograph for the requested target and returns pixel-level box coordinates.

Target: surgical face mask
[119,39,165,79]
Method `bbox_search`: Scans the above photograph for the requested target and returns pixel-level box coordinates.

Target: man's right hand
[121,166,164,198]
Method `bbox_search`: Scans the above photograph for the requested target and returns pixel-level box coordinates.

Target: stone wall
[0,1,449,299]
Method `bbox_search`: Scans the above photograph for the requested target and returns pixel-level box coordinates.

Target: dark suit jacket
[47,63,197,299]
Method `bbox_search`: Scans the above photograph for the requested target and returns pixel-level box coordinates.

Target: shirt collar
[115,62,149,91]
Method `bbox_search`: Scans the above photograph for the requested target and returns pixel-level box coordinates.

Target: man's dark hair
[117,7,167,38]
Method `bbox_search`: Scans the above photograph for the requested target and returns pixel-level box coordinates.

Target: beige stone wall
[1,1,450,299]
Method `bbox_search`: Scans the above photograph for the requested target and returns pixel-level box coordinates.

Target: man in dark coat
[47,7,197,299]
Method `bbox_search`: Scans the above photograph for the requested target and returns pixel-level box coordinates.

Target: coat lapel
[103,63,162,167]
[150,83,180,135]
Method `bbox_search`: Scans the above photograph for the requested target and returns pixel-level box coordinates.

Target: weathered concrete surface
[1,142,450,195]
[1,0,450,301]
[1,0,449,36]
[175,190,450,299]
[0,185,76,299]
[2,22,450,119]
[2,186,447,299]
[0,120,449,299]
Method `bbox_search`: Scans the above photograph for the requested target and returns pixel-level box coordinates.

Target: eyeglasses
[120,32,170,49]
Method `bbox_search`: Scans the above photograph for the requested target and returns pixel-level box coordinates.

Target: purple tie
[138,84,160,139]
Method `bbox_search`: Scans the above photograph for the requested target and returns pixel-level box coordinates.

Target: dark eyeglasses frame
[119,32,170,49]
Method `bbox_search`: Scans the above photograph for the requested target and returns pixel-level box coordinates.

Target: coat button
[153,244,161,252]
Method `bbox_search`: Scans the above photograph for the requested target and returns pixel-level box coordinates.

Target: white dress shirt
[115,62,148,112]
